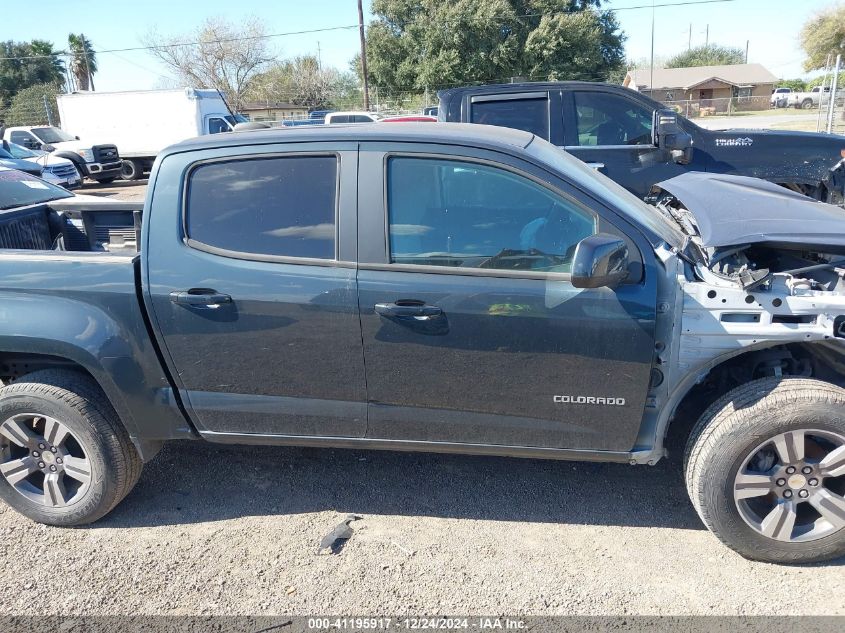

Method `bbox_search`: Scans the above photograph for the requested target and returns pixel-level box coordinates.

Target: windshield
[524,136,686,248]
[31,127,76,144]
[0,168,73,210]
[5,142,39,159]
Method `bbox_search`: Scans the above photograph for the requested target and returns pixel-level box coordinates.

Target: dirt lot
[77,178,148,201]
[1,177,842,617]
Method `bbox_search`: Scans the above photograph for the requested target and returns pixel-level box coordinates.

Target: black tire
[801,98,814,110]
[684,377,845,563]
[93,176,116,184]
[120,160,143,181]
[0,370,142,526]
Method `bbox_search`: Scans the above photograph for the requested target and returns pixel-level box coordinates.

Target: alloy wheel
[0,413,92,508]
[733,429,845,543]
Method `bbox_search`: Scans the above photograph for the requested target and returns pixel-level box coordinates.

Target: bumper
[82,161,122,177]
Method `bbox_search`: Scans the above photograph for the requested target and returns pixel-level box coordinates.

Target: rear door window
[470,96,550,139]
[186,155,337,260]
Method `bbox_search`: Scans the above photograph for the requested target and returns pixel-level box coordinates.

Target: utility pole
[317,41,322,70]
[357,0,370,111]
[745,40,749,64]
[688,23,692,50]
[649,1,655,96]
[826,54,841,134]
[81,33,95,91]
[705,24,709,46]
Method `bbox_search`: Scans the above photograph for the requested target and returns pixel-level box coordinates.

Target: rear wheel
[0,370,142,526]
[684,377,845,563]
[801,98,815,109]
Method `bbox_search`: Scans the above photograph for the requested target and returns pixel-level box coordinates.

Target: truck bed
[0,197,142,253]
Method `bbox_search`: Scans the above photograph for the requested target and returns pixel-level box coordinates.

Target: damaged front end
[649,171,845,387]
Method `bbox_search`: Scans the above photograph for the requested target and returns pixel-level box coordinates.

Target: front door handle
[586,162,605,171]
[170,289,232,307]
[374,301,442,318]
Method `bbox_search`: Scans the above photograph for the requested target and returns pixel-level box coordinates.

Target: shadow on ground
[98,441,704,531]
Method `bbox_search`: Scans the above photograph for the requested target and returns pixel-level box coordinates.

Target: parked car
[55,88,247,180]
[2,140,81,189]
[787,85,832,109]
[0,124,844,563]
[438,81,845,205]
[0,146,43,177]
[380,115,438,122]
[770,87,792,108]
[423,106,439,116]
[3,125,121,184]
[324,111,384,124]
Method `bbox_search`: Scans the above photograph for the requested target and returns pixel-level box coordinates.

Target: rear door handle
[374,301,442,318]
[170,289,232,307]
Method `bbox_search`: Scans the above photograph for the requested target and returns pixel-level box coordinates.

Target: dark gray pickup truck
[0,124,844,564]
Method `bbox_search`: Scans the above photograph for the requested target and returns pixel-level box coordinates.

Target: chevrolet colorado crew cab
[1,124,844,564]
[437,81,845,205]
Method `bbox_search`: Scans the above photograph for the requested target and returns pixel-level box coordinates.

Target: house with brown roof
[623,63,779,108]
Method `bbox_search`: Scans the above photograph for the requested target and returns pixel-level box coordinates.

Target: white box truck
[56,88,245,180]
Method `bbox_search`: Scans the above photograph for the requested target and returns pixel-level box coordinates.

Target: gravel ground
[77,178,148,200]
[0,441,843,616]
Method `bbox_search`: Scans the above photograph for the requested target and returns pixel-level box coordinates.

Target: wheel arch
[657,340,845,453]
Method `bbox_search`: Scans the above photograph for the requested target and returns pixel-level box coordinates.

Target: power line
[0,0,746,62]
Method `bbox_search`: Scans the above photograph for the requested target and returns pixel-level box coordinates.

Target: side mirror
[571,234,630,290]
[653,109,693,164]
[40,143,55,152]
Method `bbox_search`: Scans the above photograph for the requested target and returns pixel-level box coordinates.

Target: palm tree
[67,34,97,91]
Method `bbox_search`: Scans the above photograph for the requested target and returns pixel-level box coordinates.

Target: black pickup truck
[438,81,845,204]
[0,125,844,564]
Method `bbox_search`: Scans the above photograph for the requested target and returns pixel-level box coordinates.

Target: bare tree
[245,55,361,111]
[143,17,275,109]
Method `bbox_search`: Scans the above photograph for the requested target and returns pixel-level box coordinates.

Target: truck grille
[45,163,79,179]
[93,144,120,162]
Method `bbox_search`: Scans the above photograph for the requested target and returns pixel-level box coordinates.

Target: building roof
[239,102,309,111]
[625,63,778,91]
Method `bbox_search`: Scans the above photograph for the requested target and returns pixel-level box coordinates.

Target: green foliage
[776,78,808,92]
[665,44,745,68]
[364,0,625,92]
[3,83,61,126]
[800,4,845,72]
[0,40,65,107]
[67,34,97,91]
[245,55,362,111]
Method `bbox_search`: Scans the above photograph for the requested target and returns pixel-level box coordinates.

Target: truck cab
[2,125,121,184]
[438,81,845,204]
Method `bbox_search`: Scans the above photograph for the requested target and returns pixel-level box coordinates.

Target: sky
[6,0,838,93]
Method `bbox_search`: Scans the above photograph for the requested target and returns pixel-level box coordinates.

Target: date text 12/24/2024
[307,618,527,630]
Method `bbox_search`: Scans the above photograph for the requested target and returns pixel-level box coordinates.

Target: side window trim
[180,151,345,267]
[378,151,599,281]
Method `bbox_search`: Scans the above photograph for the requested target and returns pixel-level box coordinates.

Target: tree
[777,78,808,92]
[246,55,362,111]
[800,4,845,71]
[67,34,97,91]
[143,17,274,109]
[665,44,745,68]
[5,82,62,126]
[0,40,65,107]
[364,0,625,93]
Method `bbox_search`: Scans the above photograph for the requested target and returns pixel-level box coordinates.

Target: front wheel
[0,370,142,526]
[802,98,815,109]
[684,377,845,563]
[120,160,144,181]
